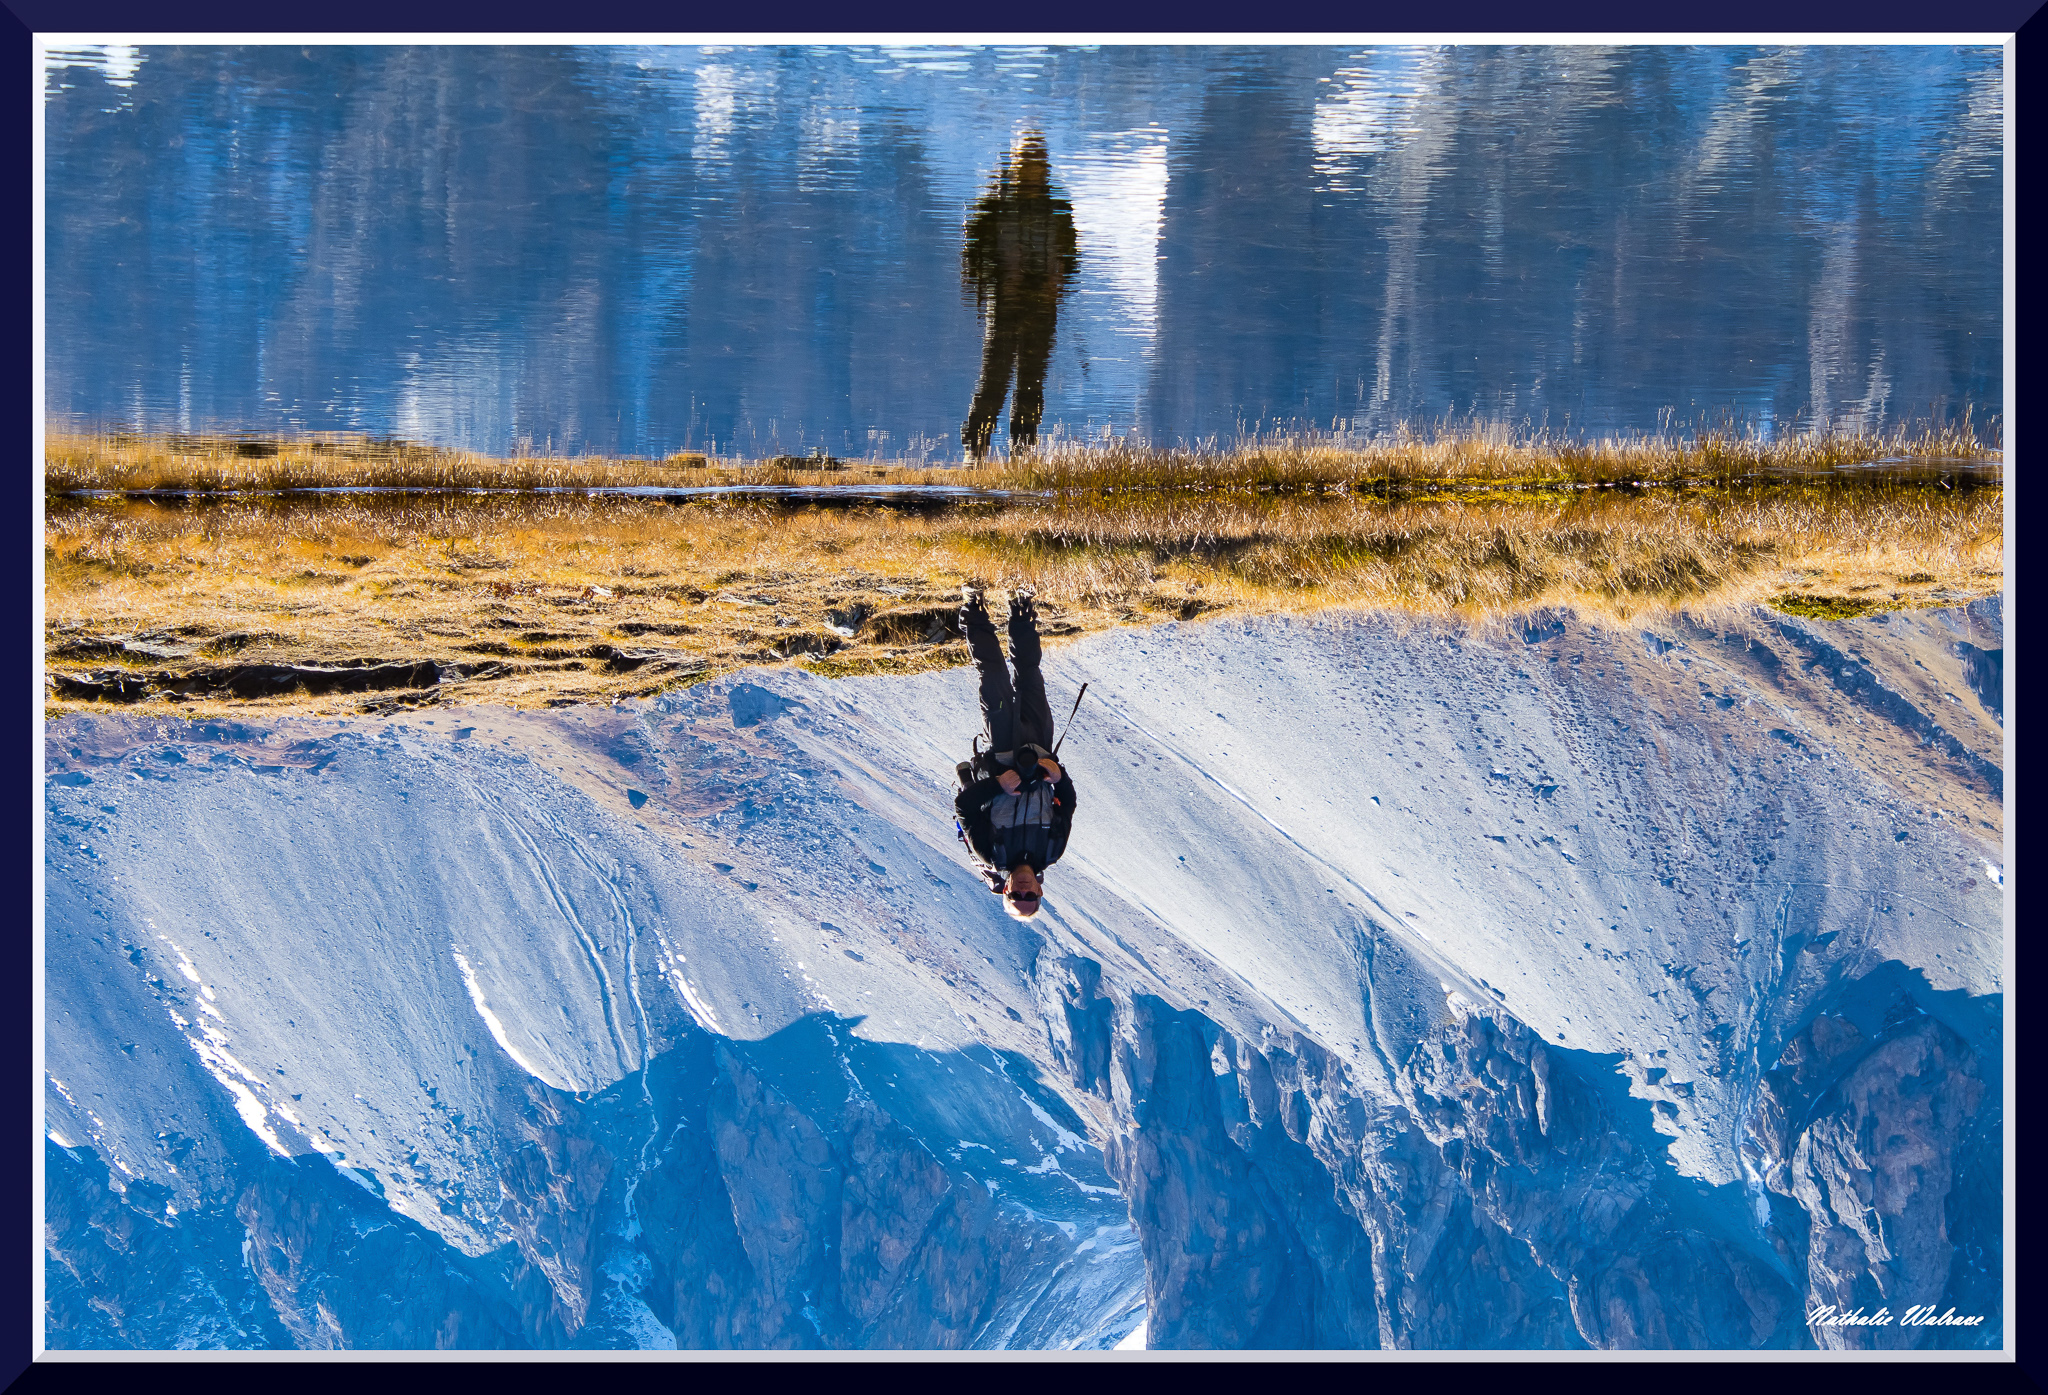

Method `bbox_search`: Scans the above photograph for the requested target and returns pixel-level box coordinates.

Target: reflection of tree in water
[962,134,1079,459]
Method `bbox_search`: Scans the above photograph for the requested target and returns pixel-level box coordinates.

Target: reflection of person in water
[953,583,1076,920]
[962,133,1079,459]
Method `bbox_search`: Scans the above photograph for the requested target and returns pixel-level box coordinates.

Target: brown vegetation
[43,477,2003,717]
[42,418,1998,497]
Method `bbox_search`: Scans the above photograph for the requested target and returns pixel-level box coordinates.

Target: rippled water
[43,44,2003,459]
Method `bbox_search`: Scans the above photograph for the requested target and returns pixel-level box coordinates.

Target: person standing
[961,133,1079,460]
[953,584,1076,919]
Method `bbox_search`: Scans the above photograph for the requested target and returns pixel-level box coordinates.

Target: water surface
[44,44,2003,459]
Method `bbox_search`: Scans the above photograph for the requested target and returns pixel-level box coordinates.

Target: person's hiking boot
[1008,589,1038,627]
[960,581,991,625]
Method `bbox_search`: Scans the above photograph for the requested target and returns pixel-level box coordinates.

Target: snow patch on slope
[451,947,561,1089]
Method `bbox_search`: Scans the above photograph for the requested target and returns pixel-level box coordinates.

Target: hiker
[960,132,1079,460]
[953,585,1077,919]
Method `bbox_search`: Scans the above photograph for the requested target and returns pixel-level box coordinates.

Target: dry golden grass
[44,431,814,494]
[43,479,2002,717]
[956,483,2003,618]
[43,419,1999,497]
[997,415,1998,492]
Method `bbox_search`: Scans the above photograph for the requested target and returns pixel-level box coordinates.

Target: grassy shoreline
[44,422,2000,498]
[44,469,2003,717]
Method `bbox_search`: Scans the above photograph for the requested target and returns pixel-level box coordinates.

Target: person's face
[1014,144,1050,191]
[1005,864,1042,913]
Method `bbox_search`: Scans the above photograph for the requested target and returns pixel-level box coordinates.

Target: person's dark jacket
[954,744,1076,890]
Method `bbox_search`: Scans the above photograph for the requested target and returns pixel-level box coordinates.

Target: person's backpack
[956,748,983,788]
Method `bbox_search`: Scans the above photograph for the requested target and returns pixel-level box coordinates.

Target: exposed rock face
[1083,976,1811,1350]
[233,1157,527,1349]
[1783,1016,1985,1349]
[46,1018,1146,1352]
[1036,952,1114,1099]
[1026,925,1996,1352]
[1108,994,1346,1349]
[53,958,1992,1351]
[45,1144,290,1350]
[495,1083,618,1340]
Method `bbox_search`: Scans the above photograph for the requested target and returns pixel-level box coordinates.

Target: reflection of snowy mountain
[45,602,2002,1349]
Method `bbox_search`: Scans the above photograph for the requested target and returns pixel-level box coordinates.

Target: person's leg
[1009,300,1054,451]
[1008,594,1055,751]
[963,321,1019,460]
[962,594,1020,752]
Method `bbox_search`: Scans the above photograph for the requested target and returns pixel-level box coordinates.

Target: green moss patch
[1769,592,1879,621]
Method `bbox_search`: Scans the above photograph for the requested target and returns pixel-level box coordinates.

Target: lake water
[43,44,2003,460]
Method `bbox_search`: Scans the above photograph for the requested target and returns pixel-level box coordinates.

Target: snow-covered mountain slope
[42,600,2004,1350]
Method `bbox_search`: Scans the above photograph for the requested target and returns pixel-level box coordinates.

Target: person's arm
[963,202,999,304]
[955,803,1004,886]
[954,774,1006,823]
[1044,772,1077,867]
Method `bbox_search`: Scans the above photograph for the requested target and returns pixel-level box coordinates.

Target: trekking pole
[1052,683,1089,760]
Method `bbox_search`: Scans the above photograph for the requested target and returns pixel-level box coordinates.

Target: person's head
[1003,864,1043,919]
[1011,133,1051,193]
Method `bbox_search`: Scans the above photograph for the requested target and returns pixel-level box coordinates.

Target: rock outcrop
[46,1016,1146,1351]
[1754,1009,1989,1350]
[1080,974,1814,1349]
[1018,937,1993,1351]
